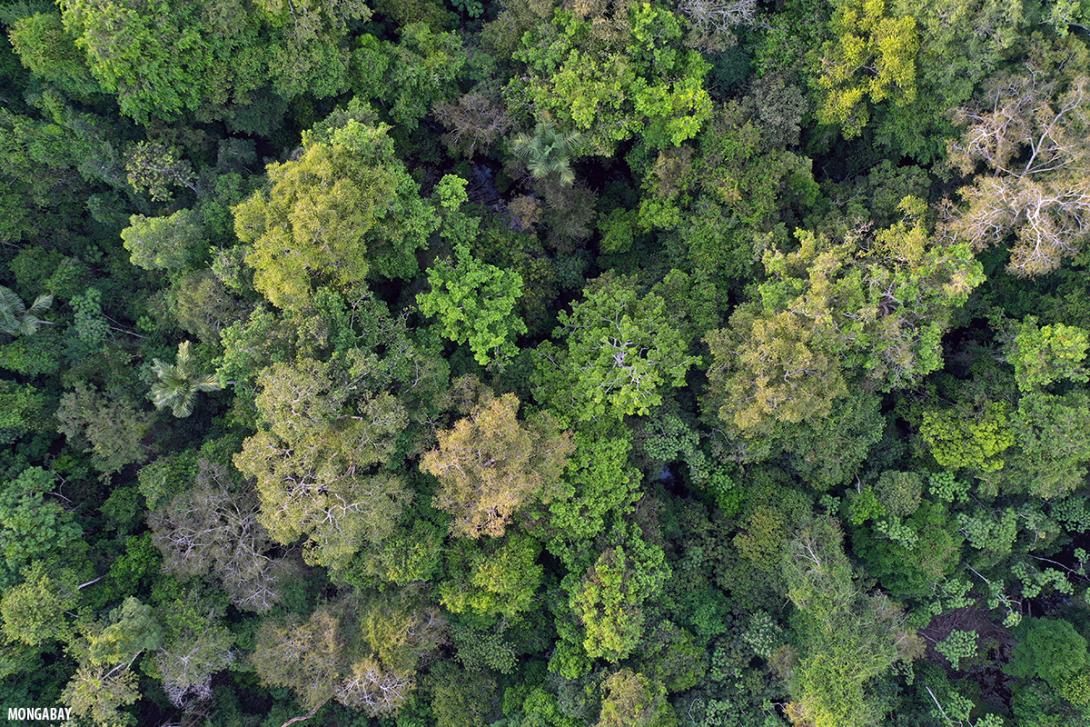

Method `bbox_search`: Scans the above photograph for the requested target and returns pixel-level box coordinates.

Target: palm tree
[511,124,577,185]
[0,286,53,337]
[150,341,221,418]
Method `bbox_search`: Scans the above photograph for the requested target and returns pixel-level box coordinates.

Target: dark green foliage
[1007,618,1090,689]
[354,23,467,131]
[853,501,963,599]
[0,468,84,589]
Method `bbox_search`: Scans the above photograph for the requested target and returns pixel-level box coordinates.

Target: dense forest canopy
[4,0,1090,725]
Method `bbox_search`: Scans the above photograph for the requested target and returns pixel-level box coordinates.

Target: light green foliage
[816,0,920,137]
[253,0,371,100]
[874,515,918,548]
[62,663,140,725]
[1063,670,1090,711]
[708,200,982,435]
[358,590,447,678]
[68,287,109,351]
[925,684,1006,727]
[449,619,517,674]
[59,0,254,122]
[0,333,62,379]
[55,595,159,723]
[1044,0,1090,36]
[707,305,847,435]
[419,242,526,365]
[640,413,701,469]
[509,4,712,156]
[741,611,783,661]
[1012,562,1074,600]
[921,578,975,621]
[844,197,983,386]
[85,598,162,667]
[5,0,1090,722]
[149,341,221,417]
[937,629,978,670]
[958,508,1018,559]
[120,209,205,271]
[1009,318,1089,391]
[928,471,970,504]
[506,687,582,727]
[921,401,1015,473]
[546,429,642,568]
[534,275,698,421]
[235,114,438,310]
[439,533,543,621]
[846,487,885,526]
[596,668,677,727]
[60,0,367,122]
[60,0,229,121]
[434,173,471,218]
[570,532,669,663]
[0,564,79,647]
